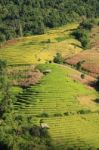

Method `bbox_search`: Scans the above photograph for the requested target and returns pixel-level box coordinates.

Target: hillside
[0,24,82,64]
[0,21,99,149]
[66,25,99,77]
[12,64,99,149]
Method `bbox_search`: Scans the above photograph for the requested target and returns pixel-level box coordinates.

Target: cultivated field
[1,23,99,149]
[0,24,82,65]
[13,64,99,149]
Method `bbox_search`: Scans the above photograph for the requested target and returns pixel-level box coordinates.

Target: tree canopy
[0,0,99,42]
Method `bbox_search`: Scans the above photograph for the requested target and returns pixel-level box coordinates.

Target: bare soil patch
[8,65,43,87]
[77,95,97,108]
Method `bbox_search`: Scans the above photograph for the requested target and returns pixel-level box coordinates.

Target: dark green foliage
[0,0,99,42]
[75,61,85,71]
[95,77,99,91]
[72,28,90,49]
[64,112,69,116]
[29,125,41,137]
[0,141,10,150]
[81,73,85,79]
[39,112,49,118]
[53,53,63,64]
[72,19,96,49]
[80,20,94,30]
[54,113,63,117]
[77,109,91,114]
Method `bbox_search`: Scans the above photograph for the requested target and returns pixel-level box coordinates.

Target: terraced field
[1,22,99,149]
[13,64,99,149]
[0,24,82,65]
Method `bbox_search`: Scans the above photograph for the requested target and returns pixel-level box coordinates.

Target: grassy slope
[13,64,99,149]
[0,24,82,65]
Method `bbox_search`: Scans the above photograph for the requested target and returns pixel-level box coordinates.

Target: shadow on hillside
[64,28,75,32]
[71,43,82,49]
[88,81,99,91]
[94,98,99,104]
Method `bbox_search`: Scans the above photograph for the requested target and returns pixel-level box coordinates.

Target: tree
[0,0,99,43]
[53,53,63,64]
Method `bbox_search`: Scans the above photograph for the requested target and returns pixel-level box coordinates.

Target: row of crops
[14,64,99,149]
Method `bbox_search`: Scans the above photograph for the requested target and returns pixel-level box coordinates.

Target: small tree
[75,62,82,70]
[81,74,85,79]
[53,53,63,64]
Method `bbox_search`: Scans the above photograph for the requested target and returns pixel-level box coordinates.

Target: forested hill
[0,0,99,42]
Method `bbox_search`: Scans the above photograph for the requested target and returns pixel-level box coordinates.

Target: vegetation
[0,0,99,43]
[12,64,99,149]
[0,60,12,117]
[53,53,63,64]
[75,60,85,71]
[66,24,99,77]
[72,19,97,49]
[0,24,82,65]
[0,1,99,149]
[0,60,54,150]
[81,73,85,79]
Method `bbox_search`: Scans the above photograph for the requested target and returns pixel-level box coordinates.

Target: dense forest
[0,0,99,43]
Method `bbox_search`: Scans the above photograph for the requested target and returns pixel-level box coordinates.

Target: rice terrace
[0,0,99,150]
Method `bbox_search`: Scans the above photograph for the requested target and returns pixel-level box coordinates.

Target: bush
[53,53,63,64]
[29,125,40,137]
[64,112,69,116]
[95,76,99,91]
[54,113,62,117]
[39,112,49,118]
[80,20,93,30]
[77,109,91,114]
[0,141,10,150]
[73,29,90,49]
[75,60,85,71]
[81,74,85,79]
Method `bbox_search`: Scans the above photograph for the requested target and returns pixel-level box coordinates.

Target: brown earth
[61,64,96,90]
[66,26,99,77]
[8,65,43,87]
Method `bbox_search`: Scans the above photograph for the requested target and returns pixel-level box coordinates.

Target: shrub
[95,76,99,91]
[39,112,49,118]
[54,113,62,117]
[40,128,50,138]
[64,112,69,116]
[0,141,10,150]
[49,60,52,63]
[75,60,85,71]
[53,53,63,64]
[29,125,40,137]
[72,28,90,49]
[47,39,51,43]
[80,20,93,30]
[77,109,91,114]
[81,74,85,79]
